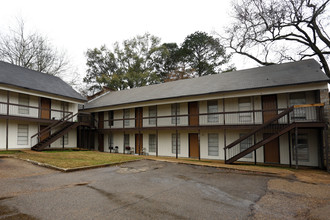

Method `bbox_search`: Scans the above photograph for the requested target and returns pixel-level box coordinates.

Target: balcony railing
[0,101,73,121]
[97,104,324,130]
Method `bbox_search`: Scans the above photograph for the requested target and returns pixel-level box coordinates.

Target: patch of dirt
[116,167,149,174]
[251,179,330,220]
[0,204,37,220]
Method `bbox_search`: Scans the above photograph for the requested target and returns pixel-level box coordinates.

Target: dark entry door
[98,112,104,152]
[262,95,277,123]
[188,102,199,126]
[135,107,143,128]
[189,133,199,158]
[135,134,143,154]
[40,125,50,141]
[263,133,280,164]
[40,98,51,119]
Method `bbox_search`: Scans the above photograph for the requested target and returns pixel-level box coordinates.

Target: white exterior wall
[96,90,321,167]
[0,88,81,150]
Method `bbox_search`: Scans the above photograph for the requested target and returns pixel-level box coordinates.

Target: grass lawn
[0,150,22,154]
[16,150,141,169]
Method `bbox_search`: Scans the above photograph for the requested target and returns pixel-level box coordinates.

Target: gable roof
[84,59,329,109]
[0,61,86,102]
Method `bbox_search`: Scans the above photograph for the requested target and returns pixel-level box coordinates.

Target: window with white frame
[208,133,219,156]
[149,134,156,152]
[18,94,29,114]
[17,124,28,145]
[290,93,306,120]
[171,104,180,124]
[240,134,253,158]
[292,134,309,162]
[149,106,157,125]
[61,133,69,145]
[124,134,130,147]
[207,101,219,123]
[171,133,180,154]
[238,97,252,123]
[123,109,130,126]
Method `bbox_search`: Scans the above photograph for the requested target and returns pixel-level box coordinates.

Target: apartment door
[135,134,143,154]
[40,98,51,119]
[40,125,50,141]
[263,133,280,164]
[98,112,104,152]
[135,107,143,128]
[262,95,277,123]
[189,102,199,126]
[189,133,199,158]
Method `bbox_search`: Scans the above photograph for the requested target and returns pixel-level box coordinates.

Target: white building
[0,61,86,150]
[82,59,329,168]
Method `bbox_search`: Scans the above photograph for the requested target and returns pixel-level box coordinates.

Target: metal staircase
[224,104,325,164]
[31,112,83,151]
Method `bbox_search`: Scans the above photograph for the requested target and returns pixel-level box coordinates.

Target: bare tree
[0,19,69,76]
[222,0,330,77]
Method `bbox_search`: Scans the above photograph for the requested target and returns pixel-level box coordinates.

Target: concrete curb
[16,157,143,172]
[144,158,294,178]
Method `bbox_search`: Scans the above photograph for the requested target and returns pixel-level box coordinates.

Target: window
[171,104,180,124]
[149,134,156,152]
[149,106,157,125]
[238,97,252,123]
[124,134,130,147]
[108,111,114,126]
[240,134,252,158]
[207,101,218,123]
[17,124,28,145]
[108,133,114,148]
[18,94,29,114]
[123,109,130,126]
[290,93,306,120]
[208,133,219,156]
[292,134,309,162]
[61,133,68,145]
[171,133,180,154]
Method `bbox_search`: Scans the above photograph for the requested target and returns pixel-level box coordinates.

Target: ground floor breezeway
[98,128,322,167]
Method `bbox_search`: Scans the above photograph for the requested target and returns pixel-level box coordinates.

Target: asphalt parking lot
[0,158,270,220]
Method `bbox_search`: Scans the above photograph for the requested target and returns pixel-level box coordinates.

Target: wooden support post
[224,129,227,163]
[176,129,178,159]
[319,128,324,169]
[254,134,257,165]
[123,132,125,154]
[6,91,9,150]
[295,126,298,169]
[156,130,158,157]
[253,97,256,164]
[156,105,158,157]
[175,104,178,159]
[325,127,329,172]
[198,129,201,160]
[288,131,292,168]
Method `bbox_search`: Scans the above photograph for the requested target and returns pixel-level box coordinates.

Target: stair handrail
[224,106,294,150]
[31,112,72,139]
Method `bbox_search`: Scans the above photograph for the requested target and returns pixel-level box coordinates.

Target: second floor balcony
[0,101,73,122]
[96,104,325,131]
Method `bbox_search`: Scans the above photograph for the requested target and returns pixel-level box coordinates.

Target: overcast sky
[0,0,257,85]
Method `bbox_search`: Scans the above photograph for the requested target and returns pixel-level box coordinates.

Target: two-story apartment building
[82,59,329,168]
[0,61,86,150]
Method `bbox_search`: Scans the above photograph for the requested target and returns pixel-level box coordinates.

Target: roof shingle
[0,61,85,101]
[84,59,329,109]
